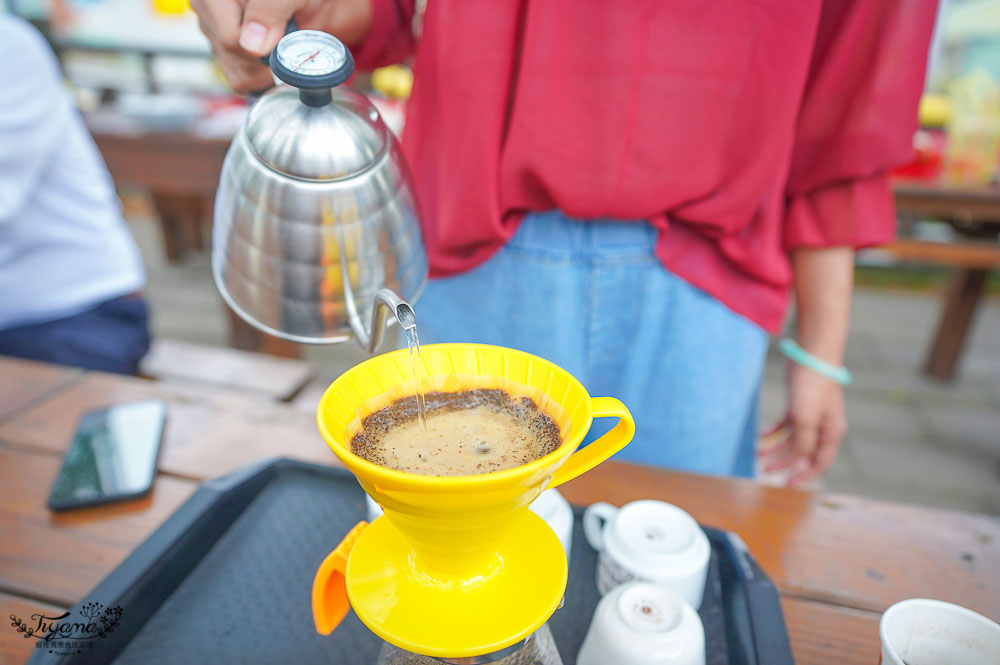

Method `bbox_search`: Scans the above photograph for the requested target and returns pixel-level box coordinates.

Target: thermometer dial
[270,30,354,91]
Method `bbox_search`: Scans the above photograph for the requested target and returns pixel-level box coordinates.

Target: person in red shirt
[192,0,937,483]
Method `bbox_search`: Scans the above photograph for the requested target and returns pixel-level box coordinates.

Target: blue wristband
[777,338,853,386]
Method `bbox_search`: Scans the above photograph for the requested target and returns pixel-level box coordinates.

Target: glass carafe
[376,624,563,665]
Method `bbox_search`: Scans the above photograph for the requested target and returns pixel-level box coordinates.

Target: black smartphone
[47,400,167,511]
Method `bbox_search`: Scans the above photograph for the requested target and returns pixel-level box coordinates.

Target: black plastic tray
[27,458,793,665]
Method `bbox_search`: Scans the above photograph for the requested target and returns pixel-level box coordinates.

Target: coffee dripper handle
[312,521,368,635]
[547,397,634,489]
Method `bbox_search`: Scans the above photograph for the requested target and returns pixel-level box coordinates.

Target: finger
[761,415,790,439]
[223,56,278,95]
[193,0,244,52]
[789,414,820,460]
[761,413,789,436]
[781,414,819,485]
[784,458,811,486]
[789,418,845,486]
[240,0,301,56]
[814,419,846,472]
[192,0,273,92]
[764,455,797,474]
[788,461,822,486]
[757,440,792,459]
[759,417,791,455]
[806,417,847,477]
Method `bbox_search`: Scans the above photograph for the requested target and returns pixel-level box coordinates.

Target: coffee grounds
[351,389,563,476]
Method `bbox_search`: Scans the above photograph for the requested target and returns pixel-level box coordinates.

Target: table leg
[225,307,302,358]
[153,197,184,263]
[923,267,988,381]
[151,193,206,263]
[190,197,210,251]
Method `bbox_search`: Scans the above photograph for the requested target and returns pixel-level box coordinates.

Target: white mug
[583,500,710,608]
[366,489,574,560]
[880,598,1000,664]
[577,581,705,665]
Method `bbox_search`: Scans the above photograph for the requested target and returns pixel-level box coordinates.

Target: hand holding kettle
[190,0,374,93]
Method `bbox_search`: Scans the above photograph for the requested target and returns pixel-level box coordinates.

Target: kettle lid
[244,30,388,181]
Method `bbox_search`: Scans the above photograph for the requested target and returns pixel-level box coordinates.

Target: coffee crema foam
[350,387,565,477]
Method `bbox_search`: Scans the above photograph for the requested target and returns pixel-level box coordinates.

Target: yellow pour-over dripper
[312,343,635,659]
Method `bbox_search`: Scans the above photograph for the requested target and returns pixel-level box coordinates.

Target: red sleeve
[349,0,416,70]
[783,0,938,250]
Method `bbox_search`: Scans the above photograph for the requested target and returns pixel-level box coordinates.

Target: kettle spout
[348,288,416,354]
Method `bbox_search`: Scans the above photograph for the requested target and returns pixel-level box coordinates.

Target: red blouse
[353,0,937,332]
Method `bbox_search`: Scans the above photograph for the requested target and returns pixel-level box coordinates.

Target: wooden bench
[139,338,315,401]
[889,182,1000,381]
[882,238,1000,270]
[876,238,1000,381]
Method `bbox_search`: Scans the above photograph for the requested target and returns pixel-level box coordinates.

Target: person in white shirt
[0,15,149,374]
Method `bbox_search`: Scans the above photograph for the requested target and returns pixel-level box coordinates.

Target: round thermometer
[270,30,354,93]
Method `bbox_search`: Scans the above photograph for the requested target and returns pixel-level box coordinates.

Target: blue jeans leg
[0,295,151,375]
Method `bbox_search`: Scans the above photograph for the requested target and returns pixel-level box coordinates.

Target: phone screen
[48,400,167,510]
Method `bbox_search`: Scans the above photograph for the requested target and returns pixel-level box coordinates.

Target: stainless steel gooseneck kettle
[212,29,427,352]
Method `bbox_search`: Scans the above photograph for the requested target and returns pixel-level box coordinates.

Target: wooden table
[1,355,997,664]
[892,181,1000,381]
[138,338,315,401]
